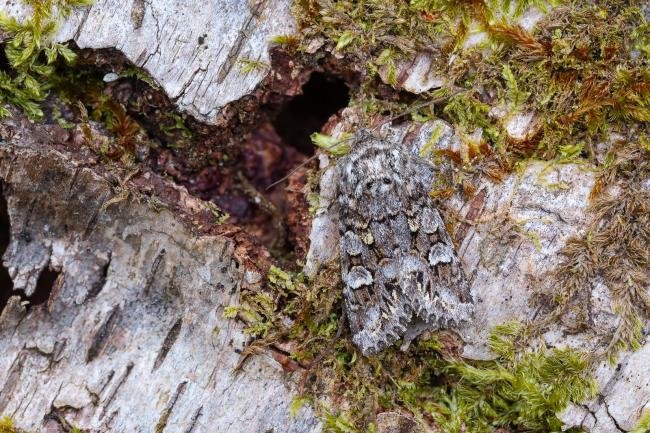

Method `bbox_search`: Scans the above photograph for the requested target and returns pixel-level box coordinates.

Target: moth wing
[337,134,473,355]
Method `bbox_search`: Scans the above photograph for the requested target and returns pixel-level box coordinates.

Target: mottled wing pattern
[337,130,473,355]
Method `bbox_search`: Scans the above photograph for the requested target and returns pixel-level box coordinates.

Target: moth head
[349,148,406,219]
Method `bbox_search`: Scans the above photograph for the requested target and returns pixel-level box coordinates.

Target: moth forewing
[337,129,473,356]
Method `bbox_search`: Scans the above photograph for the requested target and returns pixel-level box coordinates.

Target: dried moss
[547,140,650,360]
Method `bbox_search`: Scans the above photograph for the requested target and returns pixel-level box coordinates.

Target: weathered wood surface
[0,1,648,432]
[2,0,295,123]
[0,115,320,433]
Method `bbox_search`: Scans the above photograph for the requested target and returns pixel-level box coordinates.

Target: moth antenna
[367,90,461,134]
[265,134,356,190]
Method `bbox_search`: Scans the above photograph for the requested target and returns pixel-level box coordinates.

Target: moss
[228,263,596,432]
[0,0,92,119]
[294,0,648,167]
[632,410,650,433]
[311,132,352,156]
[1,0,194,160]
[547,140,649,360]
[291,0,649,356]
[237,58,270,74]
[0,417,21,433]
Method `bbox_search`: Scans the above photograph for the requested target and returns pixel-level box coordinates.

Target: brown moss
[548,140,650,359]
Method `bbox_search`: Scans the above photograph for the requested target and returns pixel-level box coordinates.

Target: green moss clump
[0,0,192,159]
[0,417,20,433]
[436,322,596,432]
[229,266,596,432]
[632,410,650,433]
[0,0,92,119]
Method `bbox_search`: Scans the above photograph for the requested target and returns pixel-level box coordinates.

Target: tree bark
[0,114,320,432]
[1,0,295,124]
[0,1,648,432]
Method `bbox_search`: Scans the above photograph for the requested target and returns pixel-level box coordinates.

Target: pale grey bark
[1,0,296,123]
[0,116,320,433]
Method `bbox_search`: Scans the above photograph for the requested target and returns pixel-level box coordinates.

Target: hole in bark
[0,181,14,311]
[218,71,351,258]
[28,266,60,306]
[87,254,111,300]
[272,72,350,156]
[152,317,183,372]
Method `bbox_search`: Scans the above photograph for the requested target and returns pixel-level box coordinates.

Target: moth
[336,129,473,355]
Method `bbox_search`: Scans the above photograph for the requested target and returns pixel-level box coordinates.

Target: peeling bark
[1,0,296,123]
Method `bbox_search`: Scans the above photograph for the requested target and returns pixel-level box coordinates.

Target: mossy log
[0,1,648,433]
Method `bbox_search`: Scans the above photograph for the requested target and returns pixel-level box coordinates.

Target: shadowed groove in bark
[0,181,13,311]
[0,181,59,310]
[152,317,183,372]
[155,380,188,433]
[86,306,121,363]
[183,406,203,433]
